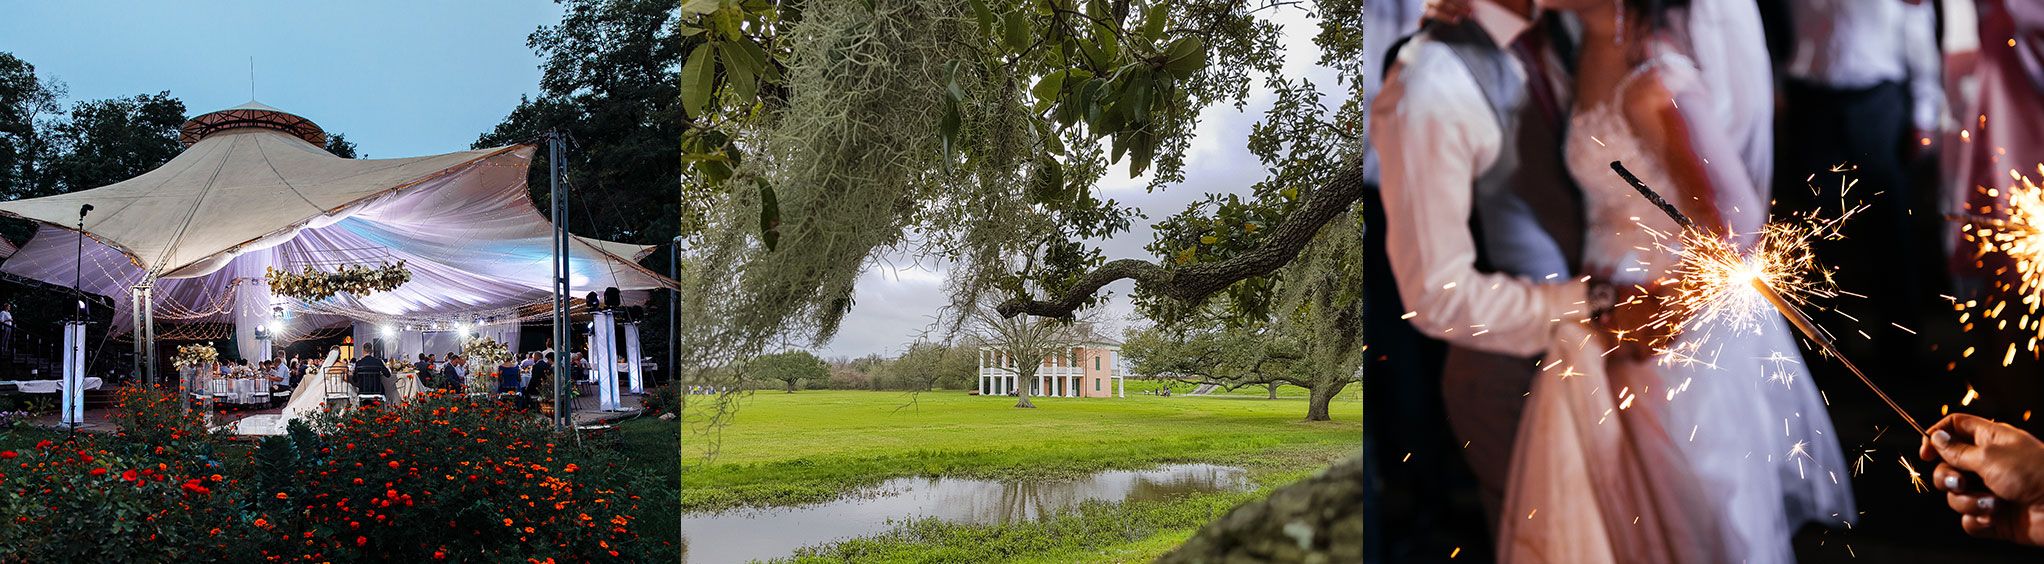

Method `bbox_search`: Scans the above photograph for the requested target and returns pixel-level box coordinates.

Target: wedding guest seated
[1921,413,2044,545]
[268,359,293,391]
[353,347,390,400]
[496,357,522,394]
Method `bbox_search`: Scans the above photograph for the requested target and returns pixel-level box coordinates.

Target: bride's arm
[1619,67,1766,242]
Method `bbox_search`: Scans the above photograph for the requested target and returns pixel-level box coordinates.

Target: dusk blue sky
[0,1,564,158]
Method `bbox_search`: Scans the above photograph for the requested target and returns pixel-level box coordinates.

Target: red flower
[181,479,212,495]
[275,492,289,500]
[387,461,400,469]
[355,536,367,546]
[89,468,107,476]
[33,440,52,449]
[0,451,14,459]
[120,469,138,482]
[563,464,578,473]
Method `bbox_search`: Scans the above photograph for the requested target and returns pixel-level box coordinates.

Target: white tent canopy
[0,102,669,356]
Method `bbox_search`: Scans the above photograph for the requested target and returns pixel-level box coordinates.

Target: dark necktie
[1511,30,1563,134]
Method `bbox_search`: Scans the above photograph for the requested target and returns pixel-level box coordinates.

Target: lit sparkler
[1954,165,2044,365]
[1610,161,1928,436]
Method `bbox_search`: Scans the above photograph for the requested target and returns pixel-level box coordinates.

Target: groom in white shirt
[1371,0,1645,529]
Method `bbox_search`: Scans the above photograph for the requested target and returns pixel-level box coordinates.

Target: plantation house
[977,340,1126,398]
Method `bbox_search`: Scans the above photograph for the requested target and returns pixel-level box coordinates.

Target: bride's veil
[1667,0,1776,198]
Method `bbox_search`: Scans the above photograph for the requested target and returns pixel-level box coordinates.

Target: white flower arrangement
[171,343,219,370]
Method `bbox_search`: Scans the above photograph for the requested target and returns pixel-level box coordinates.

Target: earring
[1614,0,1626,45]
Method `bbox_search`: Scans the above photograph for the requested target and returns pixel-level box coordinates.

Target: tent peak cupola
[179,100,327,148]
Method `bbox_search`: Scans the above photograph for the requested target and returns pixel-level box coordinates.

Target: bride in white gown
[1497,0,1854,562]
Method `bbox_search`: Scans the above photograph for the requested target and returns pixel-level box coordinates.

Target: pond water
[680,463,1250,564]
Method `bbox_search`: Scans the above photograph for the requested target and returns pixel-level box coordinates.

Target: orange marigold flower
[276,492,289,500]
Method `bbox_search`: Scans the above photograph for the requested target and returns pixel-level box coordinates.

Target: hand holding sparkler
[1610,161,1928,437]
[1921,413,2044,545]
[1593,280,1681,361]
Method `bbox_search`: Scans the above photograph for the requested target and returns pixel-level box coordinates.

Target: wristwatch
[1586,280,1620,322]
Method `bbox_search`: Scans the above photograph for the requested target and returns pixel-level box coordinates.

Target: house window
[1095,379,1101,392]
[1094,357,1101,370]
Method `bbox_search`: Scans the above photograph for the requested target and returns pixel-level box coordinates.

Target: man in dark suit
[441,354,466,390]
[522,352,556,409]
[353,346,391,399]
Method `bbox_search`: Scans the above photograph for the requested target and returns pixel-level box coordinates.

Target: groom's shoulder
[1381,34,1478,108]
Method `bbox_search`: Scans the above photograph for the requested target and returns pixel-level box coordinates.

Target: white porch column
[1118,377,1125,398]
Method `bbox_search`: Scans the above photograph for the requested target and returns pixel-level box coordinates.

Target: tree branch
[997,162,1366,318]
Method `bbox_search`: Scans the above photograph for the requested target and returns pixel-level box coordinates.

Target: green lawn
[680,388,1359,562]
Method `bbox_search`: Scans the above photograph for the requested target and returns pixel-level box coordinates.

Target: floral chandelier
[172,343,218,370]
[265,261,413,301]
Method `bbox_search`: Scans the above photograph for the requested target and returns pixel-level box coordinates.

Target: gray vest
[1432,20,1583,279]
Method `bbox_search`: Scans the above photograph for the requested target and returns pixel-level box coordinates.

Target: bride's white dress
[1497,53,1854,563]
[235,349,348,435]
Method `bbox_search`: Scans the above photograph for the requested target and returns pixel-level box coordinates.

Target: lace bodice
[1563,52,1703,284]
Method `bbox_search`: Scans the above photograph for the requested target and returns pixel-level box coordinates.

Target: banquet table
[0,377,104,394]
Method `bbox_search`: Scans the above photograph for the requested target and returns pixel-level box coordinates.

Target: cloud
[814,7,1350,359]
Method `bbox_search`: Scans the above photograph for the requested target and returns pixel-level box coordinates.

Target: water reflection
[681,463,1249,564]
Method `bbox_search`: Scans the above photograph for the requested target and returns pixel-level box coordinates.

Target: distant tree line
[722,343,982,393]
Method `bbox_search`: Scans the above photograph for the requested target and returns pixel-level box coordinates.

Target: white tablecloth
[200,377,275,404]
[1,377,103,394]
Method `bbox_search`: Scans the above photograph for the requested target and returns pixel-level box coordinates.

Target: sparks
[1899,456,1928,493]
[1956,169,2044,359]
[1611,161,1926,436]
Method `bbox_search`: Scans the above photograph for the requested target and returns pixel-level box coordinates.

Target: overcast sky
[0,2,1348,360]
[0,1,561,158]
[813,7,1350,359]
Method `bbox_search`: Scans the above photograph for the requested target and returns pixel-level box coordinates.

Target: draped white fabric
[60,321,86,426]
[0,103,671,340]
[230,255,277,362]
[591,311,621,411]
[622,322,644,394]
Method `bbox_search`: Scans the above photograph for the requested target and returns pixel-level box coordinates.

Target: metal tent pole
[549,130,571,429]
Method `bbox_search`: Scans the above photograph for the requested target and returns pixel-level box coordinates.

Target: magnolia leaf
[1130,130,1156,176]
[1140,2,1170,42]
[939,99,962,162]
[1160,36,1206,79]
[680,43,718,117]
[680,0,721,16]
[968,0,997,37]
[1030,70,1067,114]
[1002,11,1030,51]
[717,41,760,103]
